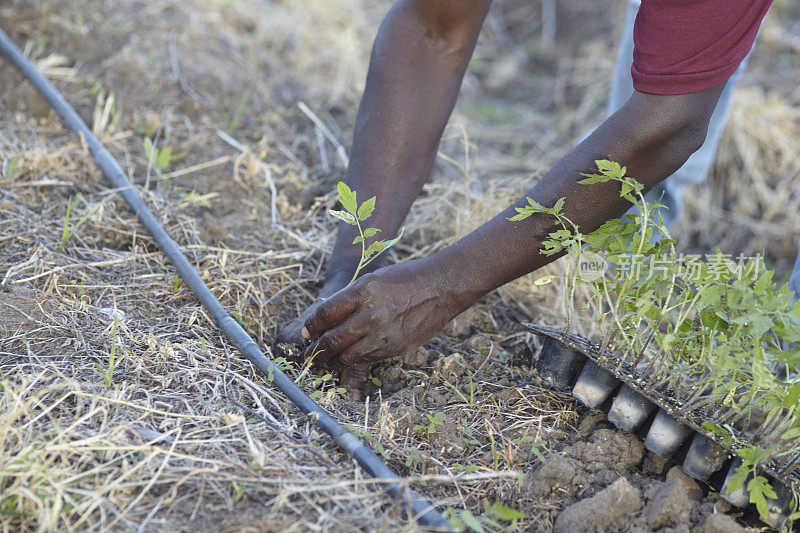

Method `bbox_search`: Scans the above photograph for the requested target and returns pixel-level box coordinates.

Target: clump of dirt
[567,428,646,476]
[524,424,644,498]
[520,412,749,532]
[640,466,703,530]
[553,477,643,533]
[697,513,746,533]
[524,453,585,498]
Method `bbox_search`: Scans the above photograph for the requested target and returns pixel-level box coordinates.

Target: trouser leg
[790,253,800,304]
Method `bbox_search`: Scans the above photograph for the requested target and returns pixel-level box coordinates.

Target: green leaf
[550,229,572,241]
[731,312,774,337]
[364,240,387,260]
[700,308,729,332]
[508,209,533,221]
[329,209,357,225]
[357,196,376,220]
[726,464,750,494]
[596,159,626,177]
[644,303,662,321]
[487,502,526,521]
[447,514,465,532]
[509,198,552,221]
[526,197,544,210]
[337,181,357,214]
[780,426,800,440]
[578,173,609,185]
[353,227,381,244]
[552,197,566,213]
[143,137,154,160]
[622,176,643,193]
[534,274,556,286]
[748,476,778,519]
[755,268,774,293]
[158,146,171,169]
[364,227,404,262]
[783,384,800,408]
[459,510,486,533]
[701,421,729,437]
[620,180,634,199]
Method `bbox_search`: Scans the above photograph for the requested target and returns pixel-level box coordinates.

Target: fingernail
[301,327,310,340]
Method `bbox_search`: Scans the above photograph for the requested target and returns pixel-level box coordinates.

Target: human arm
[303,84,726,368]
[321,0,491,286]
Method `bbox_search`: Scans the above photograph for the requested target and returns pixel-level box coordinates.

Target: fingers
[335,338,383,368]
[302,287,359,341]
[340,363,371,401]
[304,318,366,368]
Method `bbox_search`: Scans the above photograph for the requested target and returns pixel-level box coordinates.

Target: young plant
[95,317,119,389]
[228,81,255,134]
[60,194,110,252]
[509,194,584,331]
[299,182,405,374]
[180,190,213,207]
[143,137,186,175]
[1,157,20,183]
[329,181,403,284]
[413,412,445,435]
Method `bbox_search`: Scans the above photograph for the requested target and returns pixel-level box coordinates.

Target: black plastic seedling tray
[525,322,797,530]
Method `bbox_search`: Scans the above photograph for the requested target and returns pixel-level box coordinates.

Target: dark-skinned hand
[301,257,465,369]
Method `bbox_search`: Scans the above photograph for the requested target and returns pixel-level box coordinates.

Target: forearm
[329,0,490,277]
[434,86,726,308]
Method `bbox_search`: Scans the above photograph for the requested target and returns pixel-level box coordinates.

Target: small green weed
[60,194,110,252]
[143,137,186,174]
[1,157,20,183]
[413,412,445,435]
[95,318,120,388]
[512,435,546,462]
[180,190,213,207]
[446,500,527,532]
[439,371,478,410]
[228,82,255,134]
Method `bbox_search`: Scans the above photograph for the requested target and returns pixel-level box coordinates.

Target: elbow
[624,84,725,166]
[678,114,711,158]
[585,85,726,189]
[682,106,716,158]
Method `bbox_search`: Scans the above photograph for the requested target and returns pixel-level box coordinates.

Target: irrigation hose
[0,27,451,531]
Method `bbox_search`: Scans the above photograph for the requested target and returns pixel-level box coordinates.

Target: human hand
[301,257,467,369]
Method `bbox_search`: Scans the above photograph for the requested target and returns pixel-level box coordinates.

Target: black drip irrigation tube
[0,27,451,531]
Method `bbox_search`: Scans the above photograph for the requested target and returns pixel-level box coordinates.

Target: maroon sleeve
[632,0,773,95]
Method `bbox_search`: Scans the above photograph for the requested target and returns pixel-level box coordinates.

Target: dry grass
[682,87,800,276]
[1,0,799,531]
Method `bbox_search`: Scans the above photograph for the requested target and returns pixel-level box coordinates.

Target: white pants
[611,0,799,300]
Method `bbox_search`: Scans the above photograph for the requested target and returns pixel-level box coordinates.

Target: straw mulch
[1,0,798,531]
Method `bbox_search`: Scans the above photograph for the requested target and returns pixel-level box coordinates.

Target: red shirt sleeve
[631,0,773,95]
